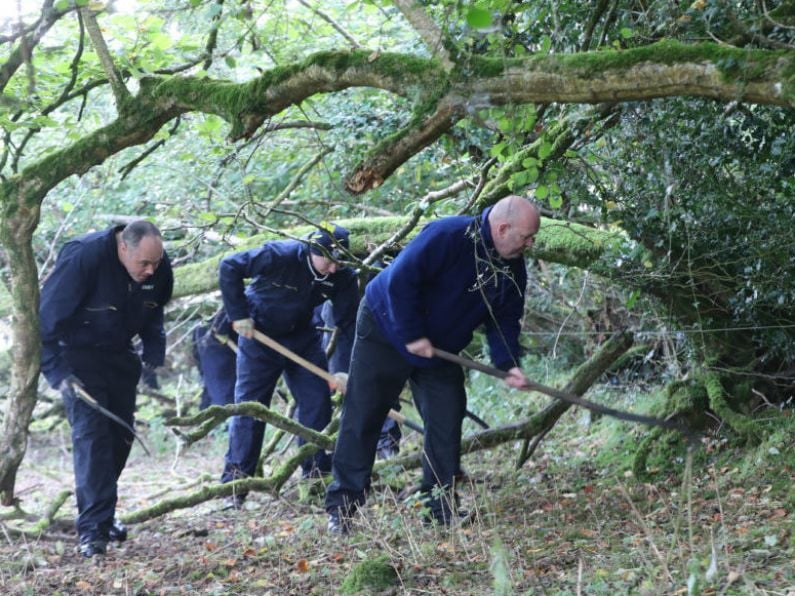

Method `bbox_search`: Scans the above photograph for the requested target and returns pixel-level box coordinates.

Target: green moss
[339,555,397,594]
[153,50,447,138]
[551,40,787,82]
[532,219,621,270]
[460,55,524,78]
[701,370,762,443]
[172,215,420,299]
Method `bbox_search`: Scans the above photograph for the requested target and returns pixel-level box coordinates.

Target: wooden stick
[249,329,424,433]
[432,347,695,439]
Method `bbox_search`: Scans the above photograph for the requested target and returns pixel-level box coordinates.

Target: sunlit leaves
[466,8,492,29]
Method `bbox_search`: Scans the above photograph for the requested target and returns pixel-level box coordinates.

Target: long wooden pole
[249,329,424,433]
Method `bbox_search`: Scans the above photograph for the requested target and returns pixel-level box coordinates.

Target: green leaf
[466,8,492,29]
[149,32,174,51]
[511,171,528,187]
[197,115,224,136]
[548,194,563,209]
[497,117,513,133]
[225,55,237,68]
[620,27,633,39]
[538,142,553,160]
[535,185,549,200]
[540,35,552,53]
[54,0,70,10]
[521,157,538,168]
[490,141,507,160]
[626,289,641,309]
[523,111,536,131]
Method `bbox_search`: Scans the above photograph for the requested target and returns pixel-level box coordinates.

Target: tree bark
[0,208,42,505]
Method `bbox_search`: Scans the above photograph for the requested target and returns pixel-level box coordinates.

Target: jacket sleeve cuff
[44,363,72,389]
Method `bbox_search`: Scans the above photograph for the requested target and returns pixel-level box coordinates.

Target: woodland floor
[0,390,793,595]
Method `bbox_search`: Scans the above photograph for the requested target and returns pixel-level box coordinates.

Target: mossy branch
[168,214,618,302]
[701,370,763,443]
[167,403,336,451]
[0,489,71,537]
[126,421,340,524]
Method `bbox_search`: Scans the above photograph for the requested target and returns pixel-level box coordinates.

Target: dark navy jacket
[40,226,174,388]
[365,207,527,370]
[219,240,358,338]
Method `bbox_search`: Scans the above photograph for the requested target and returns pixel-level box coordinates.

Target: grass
[0,374,792,594]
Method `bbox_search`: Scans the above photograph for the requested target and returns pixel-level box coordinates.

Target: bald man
[325,196,540,533]
[40,220,173,557]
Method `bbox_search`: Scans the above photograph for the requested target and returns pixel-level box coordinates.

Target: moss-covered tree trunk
[0,196,41,506]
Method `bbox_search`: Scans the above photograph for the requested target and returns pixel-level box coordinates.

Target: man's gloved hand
[332,372,348,395]
[59,374,84,401]
[232,318,255,339]
[141,363,160,390]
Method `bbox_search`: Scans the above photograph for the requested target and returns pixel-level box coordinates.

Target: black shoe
[224,493,247,510]
[327,511,351,535]
[108,519,127,542]
[79,537,108,558]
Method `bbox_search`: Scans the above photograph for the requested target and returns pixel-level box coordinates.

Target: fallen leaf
[296,559,310,573]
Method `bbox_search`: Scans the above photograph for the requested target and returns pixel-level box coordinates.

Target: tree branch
[0,0,64,93]
[297,0,362,49]
[392,0,454,71]
[79,6,131,109]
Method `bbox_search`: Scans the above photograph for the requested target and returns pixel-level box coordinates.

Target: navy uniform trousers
[221,328,332,481]
[62,348,141,541]
[193,326,236,409]
[325,301,466,519]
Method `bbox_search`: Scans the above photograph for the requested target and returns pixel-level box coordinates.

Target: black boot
[79,535,108,558]
[108,518,127,542]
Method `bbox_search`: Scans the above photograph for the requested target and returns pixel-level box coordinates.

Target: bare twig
[364,180,470,267]
[297,0,361,49]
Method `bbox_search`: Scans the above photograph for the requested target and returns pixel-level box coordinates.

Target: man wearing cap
[218,225,358,507]
[325,196,540,532]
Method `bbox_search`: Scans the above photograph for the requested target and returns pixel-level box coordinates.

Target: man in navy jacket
[40,220,173,557]
[325,196,540,532]
[192,310,238,409]
[219,225,358,505]
[318,299,401,459]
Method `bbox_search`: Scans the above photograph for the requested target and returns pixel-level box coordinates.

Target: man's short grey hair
[121,220,161,248]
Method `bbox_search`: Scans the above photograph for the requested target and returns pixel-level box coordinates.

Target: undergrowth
[0,372,792,594]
